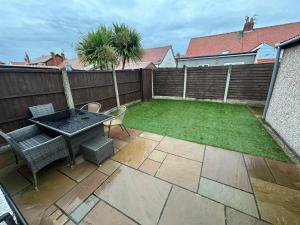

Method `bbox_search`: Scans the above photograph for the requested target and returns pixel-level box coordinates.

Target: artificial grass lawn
[124,99,289,162]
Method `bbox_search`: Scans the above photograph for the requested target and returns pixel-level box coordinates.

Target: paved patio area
[0,127,300,225]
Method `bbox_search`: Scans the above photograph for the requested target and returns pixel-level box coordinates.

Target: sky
[0,0,299,63]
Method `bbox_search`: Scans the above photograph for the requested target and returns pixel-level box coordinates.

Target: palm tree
[75,26,118,70]
[112,23,144,70]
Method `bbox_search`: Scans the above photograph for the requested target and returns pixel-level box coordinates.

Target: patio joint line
[97,197,142,225]
[153,151,168,177]
[56,165,98,183]
[157,185,173,225]
[197,145,206,192]
[54,169,110,215]
[73,193,101,225]
[242,154,262,219]
[200,176,254,194]
[153,148,203,163]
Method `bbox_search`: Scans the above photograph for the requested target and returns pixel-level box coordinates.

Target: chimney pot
[243,16,255,32]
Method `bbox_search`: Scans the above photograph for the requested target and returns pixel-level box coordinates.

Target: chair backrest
[29,103,55,118]
[114,105,127,124]
[87,102,101,113]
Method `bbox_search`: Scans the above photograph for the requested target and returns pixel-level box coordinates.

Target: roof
[186,21,300,57]
[278,34,300,49]
[116,61,156,70]
[256,59,275,63]
[29,55,53,64]
[142,45,172,65]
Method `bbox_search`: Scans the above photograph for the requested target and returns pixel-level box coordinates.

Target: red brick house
[11,52,65,67]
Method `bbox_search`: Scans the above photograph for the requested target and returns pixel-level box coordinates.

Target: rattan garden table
[29,109,112,164]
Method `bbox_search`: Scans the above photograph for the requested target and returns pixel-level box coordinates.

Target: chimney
[24,52,30,64]
[51,52,57,65]
[243,16,255,32]
[61,52,65,61]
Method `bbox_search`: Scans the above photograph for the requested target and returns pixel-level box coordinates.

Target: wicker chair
[0,125,70,190]
[29,103,55,118]
[103,106,130,137]
[80,102,101,113]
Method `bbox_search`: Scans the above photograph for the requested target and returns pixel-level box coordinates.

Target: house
[178,18,300,67]
[0,61,5,65]
[11,52,65,67]
[120,45,176,69]
[263,35,300,158]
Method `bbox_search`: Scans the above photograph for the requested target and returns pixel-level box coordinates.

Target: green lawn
[124,99,289,162]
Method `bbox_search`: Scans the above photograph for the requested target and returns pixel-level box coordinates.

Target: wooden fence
[153,63,274,102]
[0,67,152,137]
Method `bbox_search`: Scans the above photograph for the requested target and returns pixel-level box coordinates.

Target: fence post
[151,69,154,98]
[183,66,188,99]
[112,68,120,107]
[223,65,232,103]
[61,69,75,109]
[140,69,144,101]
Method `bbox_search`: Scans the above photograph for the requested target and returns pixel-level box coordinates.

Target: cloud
[0,0,299,62]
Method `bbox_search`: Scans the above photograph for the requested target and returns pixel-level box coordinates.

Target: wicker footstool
[81,136,114,165]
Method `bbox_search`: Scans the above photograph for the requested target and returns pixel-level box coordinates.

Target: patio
[0,126,299,225]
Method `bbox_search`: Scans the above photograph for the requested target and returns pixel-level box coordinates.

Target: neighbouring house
[0,61,5,65]
[59,58,87,70]
[120,45,176,69]
[177,18,300,67]
[11,52,65,67]
[263,35,300,158]
[116,61,156,70]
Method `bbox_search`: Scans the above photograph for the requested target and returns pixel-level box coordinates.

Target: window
[224,62,245,65]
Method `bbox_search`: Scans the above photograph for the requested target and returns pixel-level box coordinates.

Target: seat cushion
[18,134,51,149]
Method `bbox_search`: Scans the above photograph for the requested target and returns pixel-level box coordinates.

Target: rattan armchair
[29,103,55,118]
[80,102,101,113]
[103,105,130,137]
[0,125,70,190]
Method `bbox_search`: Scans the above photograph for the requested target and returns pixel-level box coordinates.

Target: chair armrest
[7,125,40,142]
[80,104,88,111]
[0,213,17,225]
[22,135,68,167]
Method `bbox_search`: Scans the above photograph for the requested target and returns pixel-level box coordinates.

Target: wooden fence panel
[228,63,274,101]
[141,69,153,101]
[68,70,116,110]
[0,68,67,133]
[187,66,228,99]
[153,68,184,97]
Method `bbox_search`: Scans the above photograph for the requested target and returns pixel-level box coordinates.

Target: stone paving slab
[198,178,259,218]
[266,159,300,191]
[112,137,158,168]
[140,132,164,142]
[58,159,97,182]
[70,195,99,223]
[226,208,270,225]
[156,154,202,192]
[98,159,121,176]
[202,146,252,192]
[159,186,225,225]
[156,136,205,161]
[56,170,107,214]
[94,165,171,225]
[80,201,137,225]
[148,150,167,163]
[251,177,300,225]
[13,169,76,225]
[244,154,276,183]
[138,159,161,176]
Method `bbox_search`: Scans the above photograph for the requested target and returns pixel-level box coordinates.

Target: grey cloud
[0,0,299,62]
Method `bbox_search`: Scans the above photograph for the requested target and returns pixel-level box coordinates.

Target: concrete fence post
[112,68,120,107]
[151,69,154,98]
[61,69,75,109]
[223,65,232,103]
[183,66,188,99]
